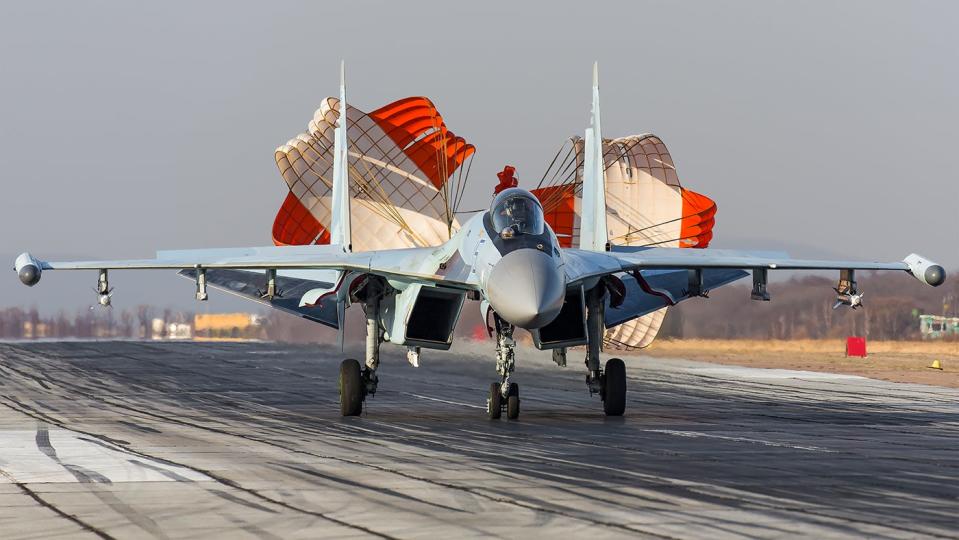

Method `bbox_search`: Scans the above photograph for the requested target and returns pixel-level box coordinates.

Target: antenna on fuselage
[579,62,609,252]
[330,60,352,252]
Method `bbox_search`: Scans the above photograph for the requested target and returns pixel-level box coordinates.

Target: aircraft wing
[17,245,478,291]
[563,247,945,287]
[178,268,341,328]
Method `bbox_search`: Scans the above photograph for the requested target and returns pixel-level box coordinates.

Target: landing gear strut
[584,285,627,417]
[487,314,520,420]
[338,279,385,417]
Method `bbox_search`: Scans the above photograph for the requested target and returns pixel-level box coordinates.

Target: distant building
[919,315,959,339]
[193,313,263,340]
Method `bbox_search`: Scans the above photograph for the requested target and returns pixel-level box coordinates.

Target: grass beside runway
[639,338,959,388]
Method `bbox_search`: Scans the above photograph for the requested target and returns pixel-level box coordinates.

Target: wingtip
[340,60,345,86]
[592,62,598,88]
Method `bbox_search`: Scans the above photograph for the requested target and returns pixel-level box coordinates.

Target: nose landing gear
[487,314,520,420]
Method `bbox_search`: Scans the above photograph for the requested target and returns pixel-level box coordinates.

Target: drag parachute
[533,134,716,350]
[274,97,474,251]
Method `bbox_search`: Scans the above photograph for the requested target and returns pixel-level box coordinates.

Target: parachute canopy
[532,134,715,250]
[274,96,474,251]
[532,134,717,350]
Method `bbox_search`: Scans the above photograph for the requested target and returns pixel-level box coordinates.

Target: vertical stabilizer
[330,60,352,252]
[579,62,608,252]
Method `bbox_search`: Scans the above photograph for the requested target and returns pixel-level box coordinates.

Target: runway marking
[687,366,866,381]
[402,392,486,409]
[0,427,210,483]
[642,429,836,453]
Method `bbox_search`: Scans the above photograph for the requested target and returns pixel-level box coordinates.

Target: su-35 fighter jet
[14,63,945,419]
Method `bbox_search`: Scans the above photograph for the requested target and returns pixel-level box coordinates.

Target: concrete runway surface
[0,340,956,539]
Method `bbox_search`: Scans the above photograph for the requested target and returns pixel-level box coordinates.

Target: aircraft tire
[506,383,520,420]
[339,358,363,416]
[488,383,502,419]
[603,358,626,417]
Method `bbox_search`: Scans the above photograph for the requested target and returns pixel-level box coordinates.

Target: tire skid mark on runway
[183,414,656,535]
[328,419,835,535]
[27,372,675,537]
[355,421,959,538]
[36,424,113,483]
[276,462,472,515]
[35,344,944,536]
[0,469,116,540]
[3,343,958,538]
[0,393,399,540]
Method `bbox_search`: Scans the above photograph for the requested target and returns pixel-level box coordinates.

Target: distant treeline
[1,269,955,342]
[661,270,958,341]
[0,306,190,340]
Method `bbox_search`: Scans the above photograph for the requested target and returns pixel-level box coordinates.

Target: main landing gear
[487,314,520,420]
[585,285,627,417]
[339,279,383,417]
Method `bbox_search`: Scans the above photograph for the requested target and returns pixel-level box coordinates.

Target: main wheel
[488,382,502,419]
[506,383,520,420]
[339,358,363,416]
[603,358,626,417]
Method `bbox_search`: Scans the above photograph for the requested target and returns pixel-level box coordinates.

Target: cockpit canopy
[490,188,545,236]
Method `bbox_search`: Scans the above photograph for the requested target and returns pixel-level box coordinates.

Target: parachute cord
[537,141,573,189]
[306,123,430,247]
[451,149,472,220]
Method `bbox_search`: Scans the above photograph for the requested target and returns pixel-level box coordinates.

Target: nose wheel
[487,381,520,420]
[487,314,520,420]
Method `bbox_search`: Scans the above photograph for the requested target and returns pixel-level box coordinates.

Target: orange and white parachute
[273,97,474,250]
[533,134,716,350]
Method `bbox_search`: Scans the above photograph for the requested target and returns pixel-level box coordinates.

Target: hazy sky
[1,1,956,313]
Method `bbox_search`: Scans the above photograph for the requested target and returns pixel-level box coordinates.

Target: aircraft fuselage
[453,188,567,329]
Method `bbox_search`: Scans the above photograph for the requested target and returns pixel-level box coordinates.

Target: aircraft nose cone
[487,248,565,329]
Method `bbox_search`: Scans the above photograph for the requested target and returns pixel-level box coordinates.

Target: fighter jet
[14,63,946,419]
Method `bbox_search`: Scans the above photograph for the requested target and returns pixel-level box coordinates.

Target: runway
[0,340,955,539]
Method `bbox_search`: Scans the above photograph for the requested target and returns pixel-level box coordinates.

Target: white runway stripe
[0,428,210,483]
[642,429,836,453]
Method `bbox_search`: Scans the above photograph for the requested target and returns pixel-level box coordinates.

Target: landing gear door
[530,285,587,350]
